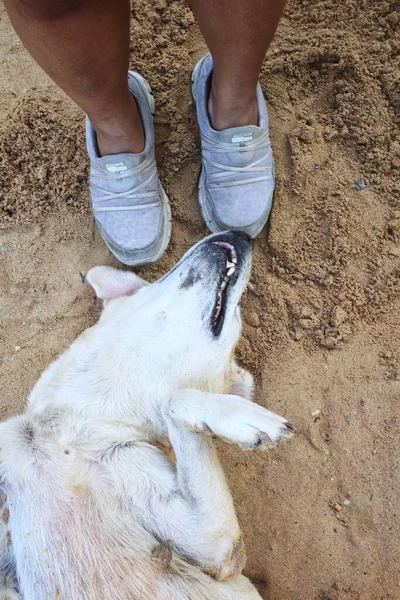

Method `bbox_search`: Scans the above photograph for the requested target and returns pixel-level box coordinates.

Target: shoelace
[89,152,161,213]
[201,130,273,190]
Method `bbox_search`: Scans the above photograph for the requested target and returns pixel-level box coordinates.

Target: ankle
[208,81,258,131]
[95,129,144,156]
[90,95,145,156]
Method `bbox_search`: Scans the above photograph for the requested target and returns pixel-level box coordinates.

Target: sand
[0,1,399,598]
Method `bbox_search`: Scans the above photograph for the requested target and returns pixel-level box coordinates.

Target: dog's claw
[258,432,274,446]
[251,423,294,450]
[280,423,295,440]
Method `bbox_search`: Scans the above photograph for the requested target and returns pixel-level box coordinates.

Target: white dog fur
[0,232,292,599]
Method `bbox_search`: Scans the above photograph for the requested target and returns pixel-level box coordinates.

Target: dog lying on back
[0,231,292,600]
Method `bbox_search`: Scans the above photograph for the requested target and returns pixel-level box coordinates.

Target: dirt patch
[0,1,399,599]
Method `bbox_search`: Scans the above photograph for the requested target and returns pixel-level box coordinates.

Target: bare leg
[3,0,144,155]
[190,0,286,130]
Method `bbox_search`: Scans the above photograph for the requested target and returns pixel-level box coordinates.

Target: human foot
[192,53,275,238]
[86,72,171,266]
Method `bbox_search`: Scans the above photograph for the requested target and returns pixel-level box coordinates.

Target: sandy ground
[0,1,399,598]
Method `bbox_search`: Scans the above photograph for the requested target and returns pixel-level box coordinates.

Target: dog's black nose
[233,231,253,244]
[227,231,254,250]
[210,230,253,246]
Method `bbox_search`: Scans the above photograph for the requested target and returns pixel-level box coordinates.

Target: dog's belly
[8,480,259,600]
[0,417,258,600]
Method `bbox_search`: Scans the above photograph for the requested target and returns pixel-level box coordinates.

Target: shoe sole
[191,56,273,239]
[92,71,172,267]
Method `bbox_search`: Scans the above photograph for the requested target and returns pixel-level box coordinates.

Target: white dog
[0,231,292,600]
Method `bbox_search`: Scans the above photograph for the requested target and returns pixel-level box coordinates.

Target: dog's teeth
[226,260,235,269]
[231,255,237,265]
[226,266,235,277]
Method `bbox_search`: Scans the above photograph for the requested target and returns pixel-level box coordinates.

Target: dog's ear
[86,266,149,300]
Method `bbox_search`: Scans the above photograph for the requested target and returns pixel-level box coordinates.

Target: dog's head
[87,231,252,388]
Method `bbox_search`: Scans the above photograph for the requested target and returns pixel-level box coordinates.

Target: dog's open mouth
[211,241,238,335]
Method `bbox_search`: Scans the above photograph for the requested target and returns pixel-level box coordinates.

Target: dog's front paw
[163,390,293,450]
[215,401,294,449]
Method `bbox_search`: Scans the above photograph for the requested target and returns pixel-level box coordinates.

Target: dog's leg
[164,389,293,450]
[142,389,292,581]
[161,403,245,581]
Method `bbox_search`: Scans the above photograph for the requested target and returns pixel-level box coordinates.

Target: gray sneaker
[86,72,171,266]
[191,54,274,238]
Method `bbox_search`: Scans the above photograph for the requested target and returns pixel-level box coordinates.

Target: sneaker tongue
[97,152,144,173]
[214,125,262,145]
